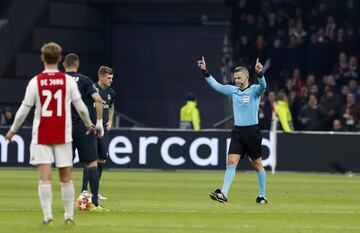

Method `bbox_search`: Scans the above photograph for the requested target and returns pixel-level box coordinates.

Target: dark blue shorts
[97,131,109,160]
[72,121,98,164]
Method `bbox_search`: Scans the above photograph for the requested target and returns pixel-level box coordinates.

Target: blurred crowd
[225,0,360,131]
[1,107,14,126]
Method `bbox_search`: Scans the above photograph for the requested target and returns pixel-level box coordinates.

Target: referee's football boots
[255,196,268,204]
[209,189,228,203]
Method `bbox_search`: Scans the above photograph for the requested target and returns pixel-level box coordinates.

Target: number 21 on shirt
[41,89,63,117]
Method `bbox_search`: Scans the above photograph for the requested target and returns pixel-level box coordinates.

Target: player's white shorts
[30,143,73,168]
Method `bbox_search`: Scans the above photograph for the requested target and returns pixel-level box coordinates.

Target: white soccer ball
[75,192,92,211]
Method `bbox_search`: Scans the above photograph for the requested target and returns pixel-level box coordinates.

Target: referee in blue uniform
[197,57,268,204]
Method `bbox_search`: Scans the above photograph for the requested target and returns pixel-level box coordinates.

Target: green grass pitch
[0,169,359,233]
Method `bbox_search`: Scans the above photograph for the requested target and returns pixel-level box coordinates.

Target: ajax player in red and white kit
[5,42,94,226]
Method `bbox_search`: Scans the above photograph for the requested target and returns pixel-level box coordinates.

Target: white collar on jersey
[42,69,60,73]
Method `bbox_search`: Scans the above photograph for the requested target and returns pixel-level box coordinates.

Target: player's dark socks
[88,166,99,206]
[81,167,89,192]
[97,163,103,181]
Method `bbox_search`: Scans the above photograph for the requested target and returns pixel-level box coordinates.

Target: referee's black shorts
[228,124,262,160]
[72,121,98,164]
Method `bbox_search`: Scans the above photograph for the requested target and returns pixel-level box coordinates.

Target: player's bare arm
[106,104,114,131]
[91,92,104,138]
[5,131,15,141]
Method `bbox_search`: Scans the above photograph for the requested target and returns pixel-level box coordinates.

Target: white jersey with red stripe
[23,69,81,144]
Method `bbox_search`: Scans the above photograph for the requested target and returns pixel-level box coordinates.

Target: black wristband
[256,72,263,78]
[202,69,211,77]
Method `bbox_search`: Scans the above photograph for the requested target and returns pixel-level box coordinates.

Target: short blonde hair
[41,42,62,64]
[98,66,113,76]
[63,53,79,68]
[233,66,249,78]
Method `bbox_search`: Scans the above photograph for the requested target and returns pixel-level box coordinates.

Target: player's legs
[97,133,109,181]
[96,134,109,200]
[72,122,90,192]
[54,143,75,221]
[58,167,75,221]
[96,160,107,200]
[85,161,100,206]
[38,163,53,223]
[81,166,89,192]
[73,122,100,207]
[32,144,54,223]
[97,160,105,180]
[72,124,89,192]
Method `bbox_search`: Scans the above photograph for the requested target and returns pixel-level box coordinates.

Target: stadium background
[0,0,360,173]
[0,0,230,128]
[0,1,360,233]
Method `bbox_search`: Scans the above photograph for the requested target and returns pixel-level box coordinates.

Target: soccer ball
[75,192,92,211]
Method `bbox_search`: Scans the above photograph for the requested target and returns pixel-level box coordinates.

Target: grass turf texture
[0,169,359,233]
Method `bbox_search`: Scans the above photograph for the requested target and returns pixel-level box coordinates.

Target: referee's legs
[252,158,266,198]
[221,154,240,197]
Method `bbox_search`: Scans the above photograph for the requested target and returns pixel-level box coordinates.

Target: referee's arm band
[202,69,211,77]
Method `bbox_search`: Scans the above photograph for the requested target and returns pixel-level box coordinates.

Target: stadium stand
[1,0,360,131]
[225,0,360,131]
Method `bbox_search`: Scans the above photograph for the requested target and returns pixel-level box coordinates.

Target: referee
[197,57,268,204]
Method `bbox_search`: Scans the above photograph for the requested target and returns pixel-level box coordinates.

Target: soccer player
[62,54,107,211]
[197,56,268,204]
[5,42,95,225]
[82,66,116,200]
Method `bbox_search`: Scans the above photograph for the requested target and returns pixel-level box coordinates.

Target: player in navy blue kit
[82,66,116,200]
[197,57,268,204]
[63,54,107,211]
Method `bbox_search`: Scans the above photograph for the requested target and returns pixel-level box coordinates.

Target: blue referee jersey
[206,75,266,126]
